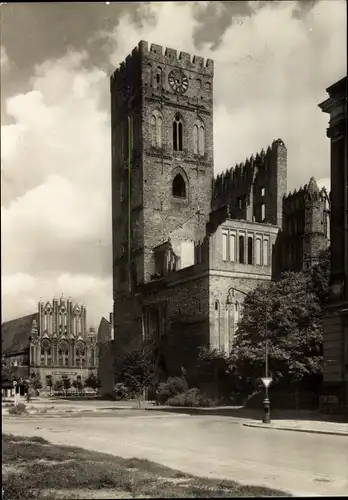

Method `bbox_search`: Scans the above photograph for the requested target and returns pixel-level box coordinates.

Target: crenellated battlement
[283,177,330,215]
[213,138,286,198]
[110,40,214,86]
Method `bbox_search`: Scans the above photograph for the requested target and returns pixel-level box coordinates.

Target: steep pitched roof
[98,317,112,344]
[1,313,38,357]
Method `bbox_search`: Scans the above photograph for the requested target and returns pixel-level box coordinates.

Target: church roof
[1,313,38,357]
[98,317,112,343]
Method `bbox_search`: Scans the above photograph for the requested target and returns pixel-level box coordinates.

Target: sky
[1,1,346,327]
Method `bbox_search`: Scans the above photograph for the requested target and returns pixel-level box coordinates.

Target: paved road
[4,412,348,496]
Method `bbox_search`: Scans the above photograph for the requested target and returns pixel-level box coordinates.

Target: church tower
[110,41,214,343]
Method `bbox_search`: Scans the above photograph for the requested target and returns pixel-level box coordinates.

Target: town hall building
[2,295,98,392]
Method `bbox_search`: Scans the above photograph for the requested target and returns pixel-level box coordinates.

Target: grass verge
[2,433,290,498]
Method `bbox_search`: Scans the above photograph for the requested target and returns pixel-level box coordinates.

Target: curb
[243,423,348,437]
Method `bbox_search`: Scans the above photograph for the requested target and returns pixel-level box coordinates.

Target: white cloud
[1,1,346,325]
[1,45,9,72]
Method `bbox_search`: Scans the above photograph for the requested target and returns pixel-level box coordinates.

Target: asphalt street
[4,410,348,496]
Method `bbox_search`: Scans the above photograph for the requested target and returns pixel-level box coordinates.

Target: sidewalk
[243,419,348,436]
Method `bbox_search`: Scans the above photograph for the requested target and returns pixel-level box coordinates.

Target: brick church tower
[110,41,214,352]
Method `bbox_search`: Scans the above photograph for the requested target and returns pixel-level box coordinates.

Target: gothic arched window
[75,342,86,368]
[193,119,205,156]
[172,173,186,198]
[173,114,183,151]
[151,115,156,147]
[198,123,205,155]
[151,111,163,148]
[193,125,198,155]
[156,115,163,148]
[58,341,69,367]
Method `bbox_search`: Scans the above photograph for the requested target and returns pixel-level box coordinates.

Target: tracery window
[193,119,205,156]
[151,110,163,148]
[173,114,183,151]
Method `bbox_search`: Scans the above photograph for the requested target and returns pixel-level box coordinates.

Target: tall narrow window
[193,119,205,156]
[151,111,163,148]
[222,230,228,261]
[247,236,253,265]
[230,233,236,262]
[263,239,269,266]
[155,67,162,88]
[239,235,245,264]
[156,115,163,148]
[193,125,198,154]
[172,173,186,198]
[261,203,266,221]
[178,121,183,151]
[255,238,262,265]
[198,125,205,155]
[173,115,183,151]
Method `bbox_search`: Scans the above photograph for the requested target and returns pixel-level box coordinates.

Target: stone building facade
[319,76,348,415]
[108,40,330,386]
[2,296,98,390]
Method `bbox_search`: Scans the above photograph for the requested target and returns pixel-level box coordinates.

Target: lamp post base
[263,397,271,424]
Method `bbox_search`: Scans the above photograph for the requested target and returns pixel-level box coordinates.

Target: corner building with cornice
[109,41,330,384]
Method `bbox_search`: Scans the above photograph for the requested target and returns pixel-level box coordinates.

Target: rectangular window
[237,197,242,209]
[222,230,228,261]
[230,233,236,262]
[261,187,265,196]
[263,239,269,266]
[255,238,262,265]
[247,236,253,265]
[239,235,245,264]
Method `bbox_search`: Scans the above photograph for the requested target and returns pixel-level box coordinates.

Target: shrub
[113,382,129,401]
[157,377,188,405]
[166,388,213,408]
[8,403,27,415]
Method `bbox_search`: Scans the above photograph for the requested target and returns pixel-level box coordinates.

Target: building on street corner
[1,295,98,393]
[319,76,348,415]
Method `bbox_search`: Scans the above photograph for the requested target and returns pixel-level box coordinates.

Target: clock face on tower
[168,70,189,94]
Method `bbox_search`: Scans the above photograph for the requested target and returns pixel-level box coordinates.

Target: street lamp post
[262,309,271,424]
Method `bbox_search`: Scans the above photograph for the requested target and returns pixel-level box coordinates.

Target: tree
[84,373,101,392]
[62,377,71,396]
[46,376,53,396]
[116,338,157,408]
[30,372,42,393]
[230,262,329,398]
[197,347,233,400]
[53,379,63,393]
[310,247,331,304]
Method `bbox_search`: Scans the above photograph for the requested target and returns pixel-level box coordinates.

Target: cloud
[105,0,345,187]
[1,49,112,325]
[1,45,9,72]
[1,1,346,324]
